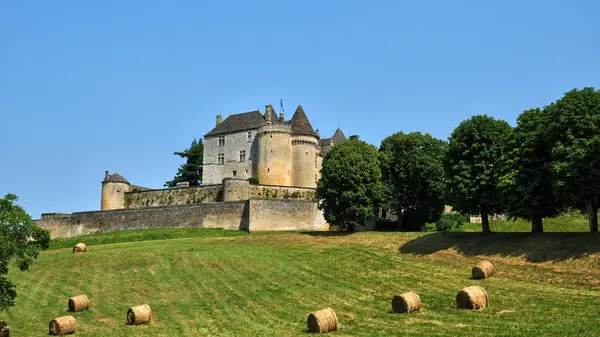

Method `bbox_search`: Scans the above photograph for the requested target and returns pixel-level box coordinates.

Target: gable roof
[204,110,266,137]
[290,105,318,137]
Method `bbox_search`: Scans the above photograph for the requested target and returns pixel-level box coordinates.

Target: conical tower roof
[291,105,318,137]
[332,128,347,143]
[102,172,130,184]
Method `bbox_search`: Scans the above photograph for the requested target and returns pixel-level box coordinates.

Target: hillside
[3,228,600,336]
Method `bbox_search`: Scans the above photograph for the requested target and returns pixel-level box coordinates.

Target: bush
[435,213,467,232]
[248,176,259,185]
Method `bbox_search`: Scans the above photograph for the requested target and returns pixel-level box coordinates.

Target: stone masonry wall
[247,198,328,231]
[124,185,223,209]
[248,184,316,201]
[38,202,247,238]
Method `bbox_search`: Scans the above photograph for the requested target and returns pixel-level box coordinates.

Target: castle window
[239,150,246,162]
[247,131,252,142]
[218,136,225,146]
[315,174,318,183]
[232,170,237,177]
[271,150,273,153]
[218,153,224,165]
[315,156,318,168]
[268,168,270,172]
[306,151,308,155]
[382,209,387,218]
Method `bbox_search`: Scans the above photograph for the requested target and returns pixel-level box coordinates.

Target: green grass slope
[3,229,600,336]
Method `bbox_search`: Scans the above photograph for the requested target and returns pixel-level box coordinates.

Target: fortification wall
[124,185,223,209]
[248,184,316,201]
[38,202,247,238]
[248,199,328,231]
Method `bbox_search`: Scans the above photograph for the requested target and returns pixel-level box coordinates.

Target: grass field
[3,225,600,336]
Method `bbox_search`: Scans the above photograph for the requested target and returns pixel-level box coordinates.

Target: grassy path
[3,231,600,336]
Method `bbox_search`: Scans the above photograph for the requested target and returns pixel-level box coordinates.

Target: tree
[1,194,50,311]
[498,108,563,232]
[544,87,600,232]
[316,136,383,231]
[444,115,512,233]
[165,138,204,187]
[379,132,447,231]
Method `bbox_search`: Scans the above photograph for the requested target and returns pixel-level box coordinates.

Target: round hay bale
[307,307,338,333]
[456,286,489,310]
[392,291,421,313]
[127,304,152,325]
[49,315,76,335]
[471,260,495,279]
[72,243,87,254]
[0,320,9,337]
[68,294,89,312]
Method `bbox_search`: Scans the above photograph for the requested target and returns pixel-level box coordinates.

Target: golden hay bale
[456,286,489,310]
[392,291,421,313]
[0,320,9,337]
[307,307,338,333]
[471,260,495,279]
[72,243,87,254]
[68,294,89,312]
[49,315,76,335]
[127,304,152,325]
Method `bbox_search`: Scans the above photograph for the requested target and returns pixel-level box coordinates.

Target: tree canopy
[316,136,383,231]
[444,115,512,233]
[498,108,562,232]
[165,138,204,187]
[544,87,600,232]
[1,193,50,311]
[379,132,447,231]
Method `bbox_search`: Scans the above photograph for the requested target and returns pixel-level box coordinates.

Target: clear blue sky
[1,0,598,218]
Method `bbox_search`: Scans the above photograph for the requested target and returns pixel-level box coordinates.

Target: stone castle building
[202,104,346,188]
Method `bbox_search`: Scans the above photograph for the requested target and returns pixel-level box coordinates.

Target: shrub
[435,213,467,232]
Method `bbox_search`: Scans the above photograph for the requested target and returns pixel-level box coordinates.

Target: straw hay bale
[0,321,9,337]
[307,307,338,333]
[456,286,488,310]
[392,291,421,313]
[68,294,89,312]
[472,260,495,279]
[127,304,152,325]
[49,315,76,335]
[72,243,87,254]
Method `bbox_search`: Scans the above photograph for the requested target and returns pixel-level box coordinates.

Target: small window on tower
[218,136,225,146]
[233,170,237,177]
[218,153,224,165]
[315,174,318,183]
[240,150,246,162]
[247,131,252,142]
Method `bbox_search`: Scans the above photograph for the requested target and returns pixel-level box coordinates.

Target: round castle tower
[257,106,292,186]
[101,171,131,210]
[290,105,320,188]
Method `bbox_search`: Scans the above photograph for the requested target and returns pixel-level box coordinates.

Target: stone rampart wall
[38,201,247,238]
[248,199,327,231]
[124,185,223,209]
[248,184,316,201]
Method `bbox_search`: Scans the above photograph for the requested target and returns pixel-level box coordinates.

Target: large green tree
[316,136,383,232]
[544,87,600,232]
[498,108,562,232]
[1,194,50,311]
[379,132,447,231]
[444,115,512,233]
[165,138,204,187]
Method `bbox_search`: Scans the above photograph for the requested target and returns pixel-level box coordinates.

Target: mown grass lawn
[3,229,600,336]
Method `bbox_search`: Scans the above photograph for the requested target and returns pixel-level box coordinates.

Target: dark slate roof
[319,138,333,156]
[290,105,318,137]
[204,110,266,137]
[103,172,130,184]
[332,128,347,143]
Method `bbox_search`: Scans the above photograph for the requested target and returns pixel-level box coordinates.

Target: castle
[37,103,355,238]
[202,104,346,188]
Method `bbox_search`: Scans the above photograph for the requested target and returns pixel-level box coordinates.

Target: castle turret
[257,122,292,186]
[101,171,131,210]
[290,105,320,188]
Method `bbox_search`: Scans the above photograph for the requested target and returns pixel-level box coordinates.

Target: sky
[1,0,599,218]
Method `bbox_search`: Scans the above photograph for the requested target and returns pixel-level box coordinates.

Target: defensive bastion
[36,171,332,238]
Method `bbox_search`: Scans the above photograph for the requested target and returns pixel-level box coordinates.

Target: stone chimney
[265,105,272,125]
[216,114,223,126]
[279,113,284,122]
[104,170,110,180]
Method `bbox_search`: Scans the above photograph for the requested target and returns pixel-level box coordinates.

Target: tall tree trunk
[481,213,491,233]
[585,200,598,233]
[531,215,544,233]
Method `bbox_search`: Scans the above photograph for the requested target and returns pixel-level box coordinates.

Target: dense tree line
[317,87,600,233]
